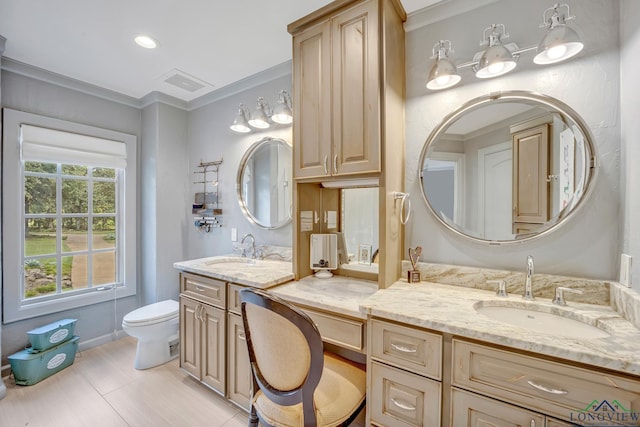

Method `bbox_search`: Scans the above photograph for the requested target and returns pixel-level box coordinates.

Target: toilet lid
[123,300,179,325]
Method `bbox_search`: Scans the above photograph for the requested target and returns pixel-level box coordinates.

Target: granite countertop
[360,281,640,376]
[173,256,294,289]
[270,275,379,319]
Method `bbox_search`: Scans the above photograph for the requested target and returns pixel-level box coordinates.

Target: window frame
[2,108,137,323]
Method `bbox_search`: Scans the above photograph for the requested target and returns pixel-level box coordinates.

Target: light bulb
[488,62,505,75]
[436,75,451,86]
[547,44,568,60]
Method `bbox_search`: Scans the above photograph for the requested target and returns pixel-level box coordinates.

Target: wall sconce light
[230,104,251,133]
[425,3,584,91]
[248,97,271,129]
[533,3,584,65]
[230,90,294,133]
[474,24,518,79]
[271,90,293,124]
[426,40,461,90]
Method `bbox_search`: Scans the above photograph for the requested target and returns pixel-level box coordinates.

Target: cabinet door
[512,124,549,224]
[227,313,252,411]
[451,388,545,427]
[293,19,332,179]
[200,303,226,393]
[370,361,441,427]
[180,296,201,379]
[332,0,380,176]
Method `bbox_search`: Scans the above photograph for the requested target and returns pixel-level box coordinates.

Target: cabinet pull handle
[195,285,206,292]
[526,380,568,395]
[323,155,329,175]
[390,342,418,354]
[194,305,201,322]
[530,420,536,427]
[391,397,416,411]
[333,154,338,174]
[238,333,246,341]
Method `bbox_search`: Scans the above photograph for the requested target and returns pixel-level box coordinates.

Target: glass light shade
[475,45,517,78]
[271,102,293,124]
[248,110,270,129]
[426,58,461,90]
[230,108,251,133]
[533,25,584,65]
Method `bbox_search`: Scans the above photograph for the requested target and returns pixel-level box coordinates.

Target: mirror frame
[236,136,292,230]
[418,90,598,245]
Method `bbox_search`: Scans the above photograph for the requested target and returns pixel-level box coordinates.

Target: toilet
[122,299,179,370]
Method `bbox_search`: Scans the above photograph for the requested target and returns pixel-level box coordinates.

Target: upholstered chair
[240,288,366,427]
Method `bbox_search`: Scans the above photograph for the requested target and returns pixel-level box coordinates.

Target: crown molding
[1,56,292,112]
[140,91,188,110]
[1,57,142,108]
[405,0,500,32]
[187,60,292,111]
[0,35,6,55]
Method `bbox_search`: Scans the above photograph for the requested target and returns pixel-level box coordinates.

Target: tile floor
[0,336,367,427]
[0,336,249,427]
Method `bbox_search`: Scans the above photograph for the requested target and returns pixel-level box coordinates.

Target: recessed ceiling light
[134,35,158,49]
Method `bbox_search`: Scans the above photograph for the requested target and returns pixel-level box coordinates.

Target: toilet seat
[123,300,178,327]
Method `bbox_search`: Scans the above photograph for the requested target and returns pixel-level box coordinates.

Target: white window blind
[20,124,127,168]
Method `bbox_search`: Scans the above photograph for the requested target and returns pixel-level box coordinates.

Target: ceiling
[0,0,441,102]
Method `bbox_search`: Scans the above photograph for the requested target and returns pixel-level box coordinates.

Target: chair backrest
[240,288,324,425]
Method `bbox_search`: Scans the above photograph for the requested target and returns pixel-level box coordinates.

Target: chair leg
[248,404,259,427]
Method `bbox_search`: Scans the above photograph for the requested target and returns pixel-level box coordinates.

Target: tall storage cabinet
[292,0,380,179]
[289,0,406,288]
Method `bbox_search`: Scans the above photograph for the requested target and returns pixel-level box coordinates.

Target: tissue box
[27,318,77,352]
[9,336,79,385]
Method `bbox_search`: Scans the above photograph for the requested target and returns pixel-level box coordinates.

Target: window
[2,109,137,322]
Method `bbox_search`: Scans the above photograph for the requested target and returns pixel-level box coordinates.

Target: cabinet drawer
[451,388,545,427]
[301,308,365,352]
[370,361,441,427]
[180,272,226,309]
[452,339,640,422]
[227,283,245,315]
[370,319,442,380]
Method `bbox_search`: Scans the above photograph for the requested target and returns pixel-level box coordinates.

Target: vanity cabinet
[179,273,227,393]
[291,0,385,179]
[226,284,252,411]
[452,339,640,422]
[451,388,545,426]
[179,295,226,393]
[368,319,442,426]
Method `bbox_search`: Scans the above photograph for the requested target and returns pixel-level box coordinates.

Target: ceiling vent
[161,69,212,93]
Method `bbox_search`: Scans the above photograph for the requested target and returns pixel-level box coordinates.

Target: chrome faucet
[241,234,256,259]
[523,255,535,300]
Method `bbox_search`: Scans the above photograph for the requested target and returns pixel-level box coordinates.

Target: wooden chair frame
[240,288,364,427]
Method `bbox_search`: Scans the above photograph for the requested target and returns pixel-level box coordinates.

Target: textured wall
[186,74,293,260]
[405,0,621,280]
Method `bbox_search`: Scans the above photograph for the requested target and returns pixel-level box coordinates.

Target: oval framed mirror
[236,137,292,229]
[418,91,597,244]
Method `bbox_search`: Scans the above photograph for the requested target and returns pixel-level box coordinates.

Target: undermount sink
[203,257,256,266]
[474,302,610,339]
